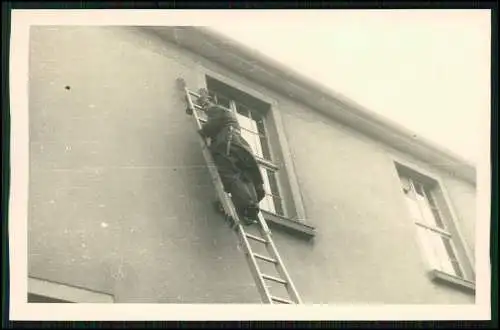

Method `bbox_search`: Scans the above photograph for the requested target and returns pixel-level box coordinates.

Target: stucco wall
[28,26,261,303]
[28,26,476,304]
[272,99,475,303]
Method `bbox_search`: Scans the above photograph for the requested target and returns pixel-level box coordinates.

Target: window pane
[237,103,260,130]
[415,187,446,229]
[259,167,272,195]
[237,113,255,132]
[211,92,231,109]
[417,195,437,228]
[404,194,422,222]
[256,118,267,137]
[424,188,445,229]
[247,110,260,133]
[414,182,425,196]
[400,176,423,221]
[256,118,272,159]
[272,195,284,216]
[417,228,463,277]
[260,194,275,214]
[429,232,460,276]
[266,169,284,215]
[400,176,412,194]
[236,111,265,159]
[266,168,280,196]
[416,226,440,269]
[253,138,264,159]
[235,102,250,117]
[256,168,284,216]
[414,185,434,227]
[259,166,274,213]
[258,167,278,214]
[441,237,464,277]
[259,136,272,160]
[240,129,264,158]
[240,129,252,147]
[235,104,256,131]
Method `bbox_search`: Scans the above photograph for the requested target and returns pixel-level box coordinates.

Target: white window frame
[194,67,310,228]
[392,158,476,292]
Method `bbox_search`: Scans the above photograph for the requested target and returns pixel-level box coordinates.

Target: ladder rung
[245,233,268,244]
[270,296,294,304]
[187,90,201,98]
[262,274,288,285]
[253,253,278,264]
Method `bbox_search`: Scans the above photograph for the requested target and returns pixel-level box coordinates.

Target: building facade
[27,26,477,304]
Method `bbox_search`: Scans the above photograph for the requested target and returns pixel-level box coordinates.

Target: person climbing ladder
[180,80,302,304]
[196,89,266,226]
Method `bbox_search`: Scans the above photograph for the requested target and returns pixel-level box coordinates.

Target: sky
[208,10,491,165]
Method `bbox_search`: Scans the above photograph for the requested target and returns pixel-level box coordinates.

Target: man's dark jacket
[199,103,266,202]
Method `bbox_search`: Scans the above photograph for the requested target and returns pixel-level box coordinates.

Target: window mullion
[408,178,417,199]
[409,178,427,224]
[443,234,466,278]
[426,189,448,230]
[229,100,237,114]
[410,178,445,272]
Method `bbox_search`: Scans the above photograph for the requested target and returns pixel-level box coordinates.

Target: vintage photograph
[9,9,490,319]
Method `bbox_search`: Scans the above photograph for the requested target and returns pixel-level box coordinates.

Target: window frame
[195,67,313,238]
[392,158,476,292]
[401,174,466,279]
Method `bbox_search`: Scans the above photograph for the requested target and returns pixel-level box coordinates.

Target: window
[198,76,285,216]
[395,166,476,291]
[191,74,315,239]
[399,174,465,278]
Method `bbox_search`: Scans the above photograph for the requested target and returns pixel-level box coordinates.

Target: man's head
[197,89,215,108]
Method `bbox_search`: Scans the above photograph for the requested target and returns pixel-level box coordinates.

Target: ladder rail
[184,88,234,219]
[183,85,302,304]
[237,225,273,304]
[257,214,303,304]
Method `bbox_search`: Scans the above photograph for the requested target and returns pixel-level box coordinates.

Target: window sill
[428,269,475,294]
[261,210,316,240]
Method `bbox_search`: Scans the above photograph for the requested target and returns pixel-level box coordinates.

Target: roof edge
[140,26,476,185]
